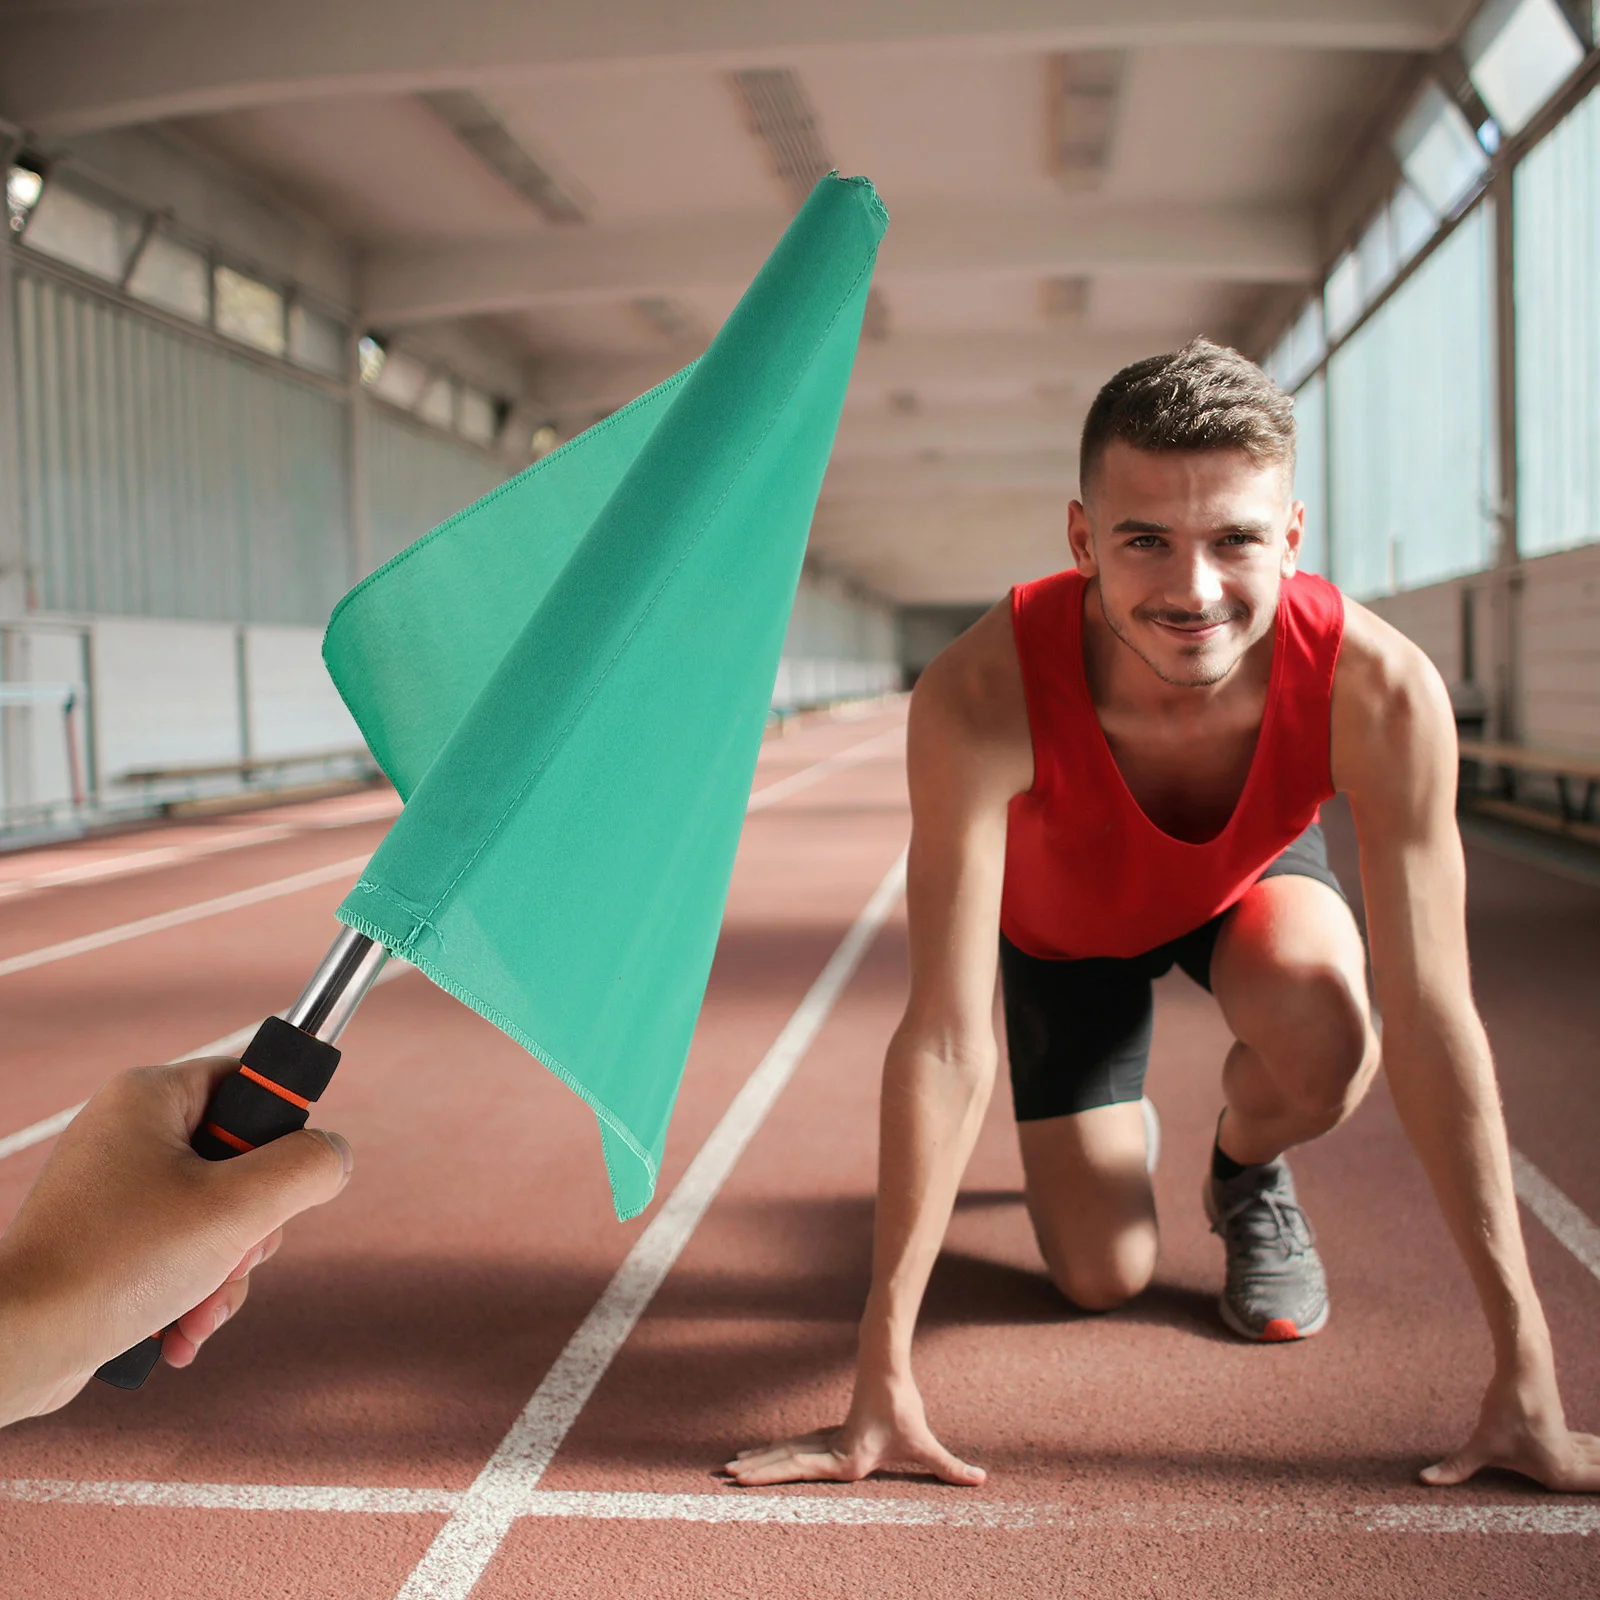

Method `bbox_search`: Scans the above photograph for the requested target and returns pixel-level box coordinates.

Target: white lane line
[2,1479,1595,1535]
[0,961,412,1165]
[395,851,909,1600]
[1512,1150,1600,1284]
[0,799,402,904]
[746,726,904,812]
[0,855,368,981]
[0,730,891,1159]
[0,1478,459,1514]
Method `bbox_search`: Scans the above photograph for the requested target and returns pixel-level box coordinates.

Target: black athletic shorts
[1000,822,1349,1123]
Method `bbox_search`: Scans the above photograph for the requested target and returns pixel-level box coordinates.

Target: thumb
[214,1127,353,1237]
[923,1441,987,1487]
[1420,1446,1485,1488]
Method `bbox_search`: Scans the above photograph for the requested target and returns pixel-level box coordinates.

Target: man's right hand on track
[724,1374,986,1487]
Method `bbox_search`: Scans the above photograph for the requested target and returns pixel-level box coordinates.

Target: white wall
[0,614,371,830]
[244,625,361,758]
[1367,542,1600,762]
[93,617,241,787]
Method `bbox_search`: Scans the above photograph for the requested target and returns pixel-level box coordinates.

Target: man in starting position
[728,339,1597,1492]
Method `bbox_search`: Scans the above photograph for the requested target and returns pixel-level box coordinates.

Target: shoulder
[908,599,1033,802]
[1330,595,1456,802]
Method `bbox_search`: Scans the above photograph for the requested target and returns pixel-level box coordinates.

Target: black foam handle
[93,1018,343,1390]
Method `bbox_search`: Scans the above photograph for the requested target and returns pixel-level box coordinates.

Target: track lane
[0,709,915,1595]
[2,706,1596,1598]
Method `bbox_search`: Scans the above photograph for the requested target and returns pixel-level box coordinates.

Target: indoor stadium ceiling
[0,0,1479,604]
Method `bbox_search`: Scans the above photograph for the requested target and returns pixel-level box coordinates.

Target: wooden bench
[1457,738,1600,844]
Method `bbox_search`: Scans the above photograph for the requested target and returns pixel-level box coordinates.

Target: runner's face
[1069,442,1302,689]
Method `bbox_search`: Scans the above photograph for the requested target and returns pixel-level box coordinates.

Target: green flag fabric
[324,175,888,1219]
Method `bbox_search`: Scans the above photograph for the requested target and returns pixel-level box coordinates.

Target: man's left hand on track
[1422,1363,1600,1492]
[0,1057,353,1427]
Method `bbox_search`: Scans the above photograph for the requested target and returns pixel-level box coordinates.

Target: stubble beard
[1098,586,1252,689]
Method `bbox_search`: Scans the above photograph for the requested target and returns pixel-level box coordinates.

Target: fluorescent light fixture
[357,334,387,386]
[1464,0,1584,137]
[1393,79,1490,216]
[6,158,43,231]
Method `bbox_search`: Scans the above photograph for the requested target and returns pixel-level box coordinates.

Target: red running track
[0,703,1596,1598]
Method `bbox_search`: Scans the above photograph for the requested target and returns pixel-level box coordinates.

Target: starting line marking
[394,851,909,1600]
[1,1479,1594,1536]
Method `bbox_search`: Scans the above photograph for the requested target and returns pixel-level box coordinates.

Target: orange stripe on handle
[203,1121,254,1154]
[238,1063,312,1111]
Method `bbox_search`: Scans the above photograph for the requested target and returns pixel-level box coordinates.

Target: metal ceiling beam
[0,0,1457,135]
[360,197,1312,325]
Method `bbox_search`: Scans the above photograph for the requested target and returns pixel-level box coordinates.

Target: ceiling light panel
[1046,51,1127,191]
[420,89,587,225]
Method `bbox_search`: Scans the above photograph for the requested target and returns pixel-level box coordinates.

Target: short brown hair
[1079,337,1295,496]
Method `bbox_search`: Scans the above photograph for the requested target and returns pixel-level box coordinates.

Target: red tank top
[1000,568,1344,960]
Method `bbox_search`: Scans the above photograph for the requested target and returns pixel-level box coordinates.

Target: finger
[172,1275,251,1352]
[734,1431,833,1462]
[224,1229,283,1284]
[920,1442,987,1487]
[1421,1444,1489,1487]
[164,1056,249,1130]
[210,1126,353,1246]
[727,1450,859,1487]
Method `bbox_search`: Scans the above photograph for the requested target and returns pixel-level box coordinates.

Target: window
[127,231,210,323]
[1393,80,1490,216]
[1465,0,1584,137]
[1356,208,1397,303]
[1391,180,1438,266]
[1515,81,1600,557]
[1285,298,1326,386]
[457,387,498,446]
[1292,373,1329,578]
[417,373,456,429]
[1327,204,1497,599]
[1324,250,1363,340]
[19,179,141,282]
[215,265,286,356]
[289,301,347,377]
[371,349,428,409]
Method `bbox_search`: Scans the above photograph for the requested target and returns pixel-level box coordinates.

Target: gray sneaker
[1204,1158,1329,1342]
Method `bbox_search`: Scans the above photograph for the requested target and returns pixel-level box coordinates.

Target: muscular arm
[728,606,1031,1486]
[1336,609,1598,1490]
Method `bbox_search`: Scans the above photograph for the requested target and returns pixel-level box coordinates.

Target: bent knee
[1271,969,1376,1115]
[1044,1233,1158,1313]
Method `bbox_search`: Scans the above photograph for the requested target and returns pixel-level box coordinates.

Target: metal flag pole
[94,927,389,1390]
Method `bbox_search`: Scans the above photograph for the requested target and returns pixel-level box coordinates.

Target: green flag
[324,175,888,1219]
